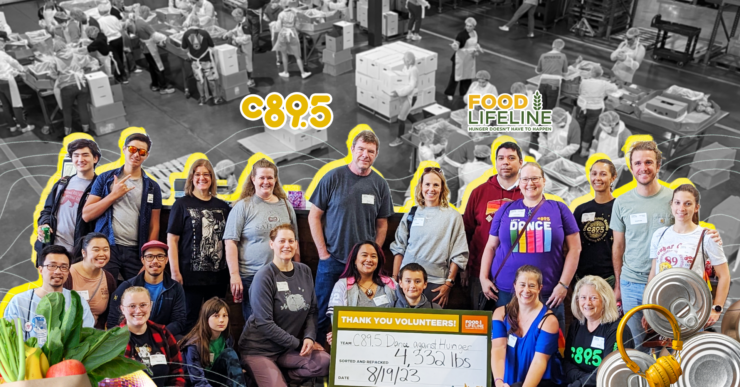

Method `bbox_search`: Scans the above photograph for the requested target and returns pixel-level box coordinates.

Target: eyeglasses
[193,172,211,178]
[43,264,70,272]
[127,145,148,157]
[143,254,167,262]
[423,167,444,175]
[521,177,543,183]
[125,302,151,311]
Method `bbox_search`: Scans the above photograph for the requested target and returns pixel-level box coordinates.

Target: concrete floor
[1,0,739,321]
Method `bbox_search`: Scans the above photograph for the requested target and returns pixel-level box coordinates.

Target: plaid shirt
[123,320,186,387]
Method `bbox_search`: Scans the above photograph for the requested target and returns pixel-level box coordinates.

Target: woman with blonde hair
[167,159,233,331]
[223,158,299,321]
[563,276,632,386]
[390,167,468,307]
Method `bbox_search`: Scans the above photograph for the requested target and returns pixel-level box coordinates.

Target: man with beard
[462,142,524,310]
[4,246,94,343]
[108,241,187,336]
[611,140,721,352]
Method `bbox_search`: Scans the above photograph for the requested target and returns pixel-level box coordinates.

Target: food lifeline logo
[466,91,553,133]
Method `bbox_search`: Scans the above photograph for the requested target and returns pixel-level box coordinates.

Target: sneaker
[527,32,535,38]
[499,25,510,31]
[247,79,256,87]
[406,32,414,40]
[9,125,17,133]
[122,79,130,84]
[64,127,72,136]
[301,72,311,79]
[198,97,205,106]
[277,57,282,66]
[150,86,160,92]
[413,34,422,41]
[134,67,143,73]
[160,87,176,94]
[279,71,289,78]
[388,137,404,147]
[41,126,50,135]
[447,95,453,101]
[19,125,34,133]
[82,125,89,133]
[214,97,224,105]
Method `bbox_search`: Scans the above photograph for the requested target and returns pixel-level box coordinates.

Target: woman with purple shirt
[479,162,581,333]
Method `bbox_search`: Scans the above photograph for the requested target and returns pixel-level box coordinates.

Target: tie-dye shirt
[488,199,579,294]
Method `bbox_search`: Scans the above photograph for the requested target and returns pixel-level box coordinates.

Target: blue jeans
[538,82,560,110]
[493,290,565,334]
[316,257,346,345]
[241,275,255,323]
[621,279,648,353]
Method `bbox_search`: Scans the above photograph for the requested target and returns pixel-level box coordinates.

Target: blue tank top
[491,306,563,385]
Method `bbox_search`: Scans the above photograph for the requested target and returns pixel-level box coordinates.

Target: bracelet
[559,281,569,290]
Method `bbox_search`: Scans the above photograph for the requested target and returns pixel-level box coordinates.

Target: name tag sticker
[149,354,167,366]
[509,209,526,218]
[276,282,290,292]
[78,290,90,301]
[508,334,517,347]
[373,295,390,306]
[147,194,154,203]
[592,336,605,350]
[582,212,596,222]
[210,353,215,362]
[362,194,375,205]
[630,213,647,225]
[411,217,425,227]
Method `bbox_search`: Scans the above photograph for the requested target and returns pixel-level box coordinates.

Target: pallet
[569,6,628,22]
[237,132,328,164]
[713,54,740,71]
[358,103,397,123]
[145,154,192,199]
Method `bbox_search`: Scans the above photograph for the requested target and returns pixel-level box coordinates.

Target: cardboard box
[220,70,249,89]
[689,167,730,190]
[213,44,239,76]
[312,127,328,145]
[691,142,737,171]
[710,195,740,257]
[4,374,93,387]
[237,53,248,72]
[383,12,398,37]
[111,83,124,103]
[296,10,342,31]
[7,47,34,64]
[357,88,376,110]
[358,3,368,27]
[89,102,125,122]
[92,115,128,136]
[23,72,53,90]
[355,73,371,89]
[155,7,185,24]
[417,72,435,89]
[326,35,344,52]
[343,34,354,49]
[223,84,249,101]
[85,71,114,107]
[323,59,353,76]
[378,70,404,94]
[333,21,354,41]
[322,49,352,65]
[646,96,687,119]
[420,86,435,106]
[422,103,451,119]
[375,92,400,117]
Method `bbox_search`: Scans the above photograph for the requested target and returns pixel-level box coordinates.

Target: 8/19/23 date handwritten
[367,365,420,385]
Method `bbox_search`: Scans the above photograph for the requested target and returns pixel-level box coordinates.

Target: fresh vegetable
[36,292,65,365]
[46,359,87,378]
[24,348,44,380]
[0,318,26,382]
[14,320,23,384]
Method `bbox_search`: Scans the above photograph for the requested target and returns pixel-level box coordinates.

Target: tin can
[42,225,51,244]
[721,300,740,341]
[676,332,740,387]
[596,349,655,387]
[642,268,712,339]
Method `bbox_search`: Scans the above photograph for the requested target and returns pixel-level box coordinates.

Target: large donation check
[330,307,492,387]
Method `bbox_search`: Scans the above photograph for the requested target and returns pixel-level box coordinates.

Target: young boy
[393,263,442,309]
[535,38,568,110]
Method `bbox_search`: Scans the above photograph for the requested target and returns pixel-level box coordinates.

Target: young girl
[645,184,729,329]
[179,297,245,387]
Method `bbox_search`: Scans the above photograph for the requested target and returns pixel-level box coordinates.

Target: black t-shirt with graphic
[167,195,231,286]
[130,330,169,387]
[181,28,214,62]
[573,199,615,279]
[564,320,632,386]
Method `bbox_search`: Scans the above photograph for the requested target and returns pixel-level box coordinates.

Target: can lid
[643,268,712,339]
[677,332,740,387]
[597,349,655,387]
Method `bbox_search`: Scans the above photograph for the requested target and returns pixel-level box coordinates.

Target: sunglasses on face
[423,167,444,175]
[127,146,148,157]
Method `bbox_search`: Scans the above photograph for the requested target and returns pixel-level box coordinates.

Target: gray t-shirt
[309,166,394,263]
[239,262,317,357]
[611,186,674,283]
[55,176,93,253]
[222,196,298,278]
[112,175,143,246]
[357,286,389,308]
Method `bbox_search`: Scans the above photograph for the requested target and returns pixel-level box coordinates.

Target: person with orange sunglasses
[83,133,163,281]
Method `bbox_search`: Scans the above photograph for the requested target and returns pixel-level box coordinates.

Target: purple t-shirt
[489,199,579,294]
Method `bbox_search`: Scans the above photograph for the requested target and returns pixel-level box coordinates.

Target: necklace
[358,282,375,297]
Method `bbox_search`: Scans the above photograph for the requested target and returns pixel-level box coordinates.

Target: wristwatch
[445,278,455,286]
[713,305,723,313]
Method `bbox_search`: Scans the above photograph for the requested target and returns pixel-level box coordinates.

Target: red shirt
[463,175,523,277]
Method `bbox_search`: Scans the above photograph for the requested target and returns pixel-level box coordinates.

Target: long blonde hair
[238,159,287,203]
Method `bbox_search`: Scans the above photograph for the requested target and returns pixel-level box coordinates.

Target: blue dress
[491,306,563,385]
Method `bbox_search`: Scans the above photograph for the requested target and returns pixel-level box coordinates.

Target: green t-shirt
[209,336,226,368]
[610,186,674,283]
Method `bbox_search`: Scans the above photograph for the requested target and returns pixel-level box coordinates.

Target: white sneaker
[499,25,510,31]
[447,95,453,101]
[413,34,422,41]
[279,72,289,78]
[301,72,311,79]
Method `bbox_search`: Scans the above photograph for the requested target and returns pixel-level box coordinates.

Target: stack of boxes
[214,44,250,101]
[264,119,328,152]
[355,42,437,120]
[382,11,398,37]
[86,71,128,135]
[323,21,354,76]
[688,142,736,189]
[710,195,740,259]
[358,0,390,28]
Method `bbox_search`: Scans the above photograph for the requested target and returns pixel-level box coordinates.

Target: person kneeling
[491,265,563,387]
[393,263,441,309]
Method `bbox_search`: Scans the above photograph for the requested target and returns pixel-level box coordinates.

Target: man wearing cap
[537,106,581,165]
[107,240,187,336]
[610,27,645,85]
[462,141,523,309]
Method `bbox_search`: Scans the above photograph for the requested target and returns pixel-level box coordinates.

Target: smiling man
[308,130,394,345]
[83,133,162,281]
[36,139,101,257]
[107,240,187,336]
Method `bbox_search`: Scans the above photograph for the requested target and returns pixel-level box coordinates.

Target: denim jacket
[89,166,162,252]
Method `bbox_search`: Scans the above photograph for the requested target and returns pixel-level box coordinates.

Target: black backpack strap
[405,206,418,238]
